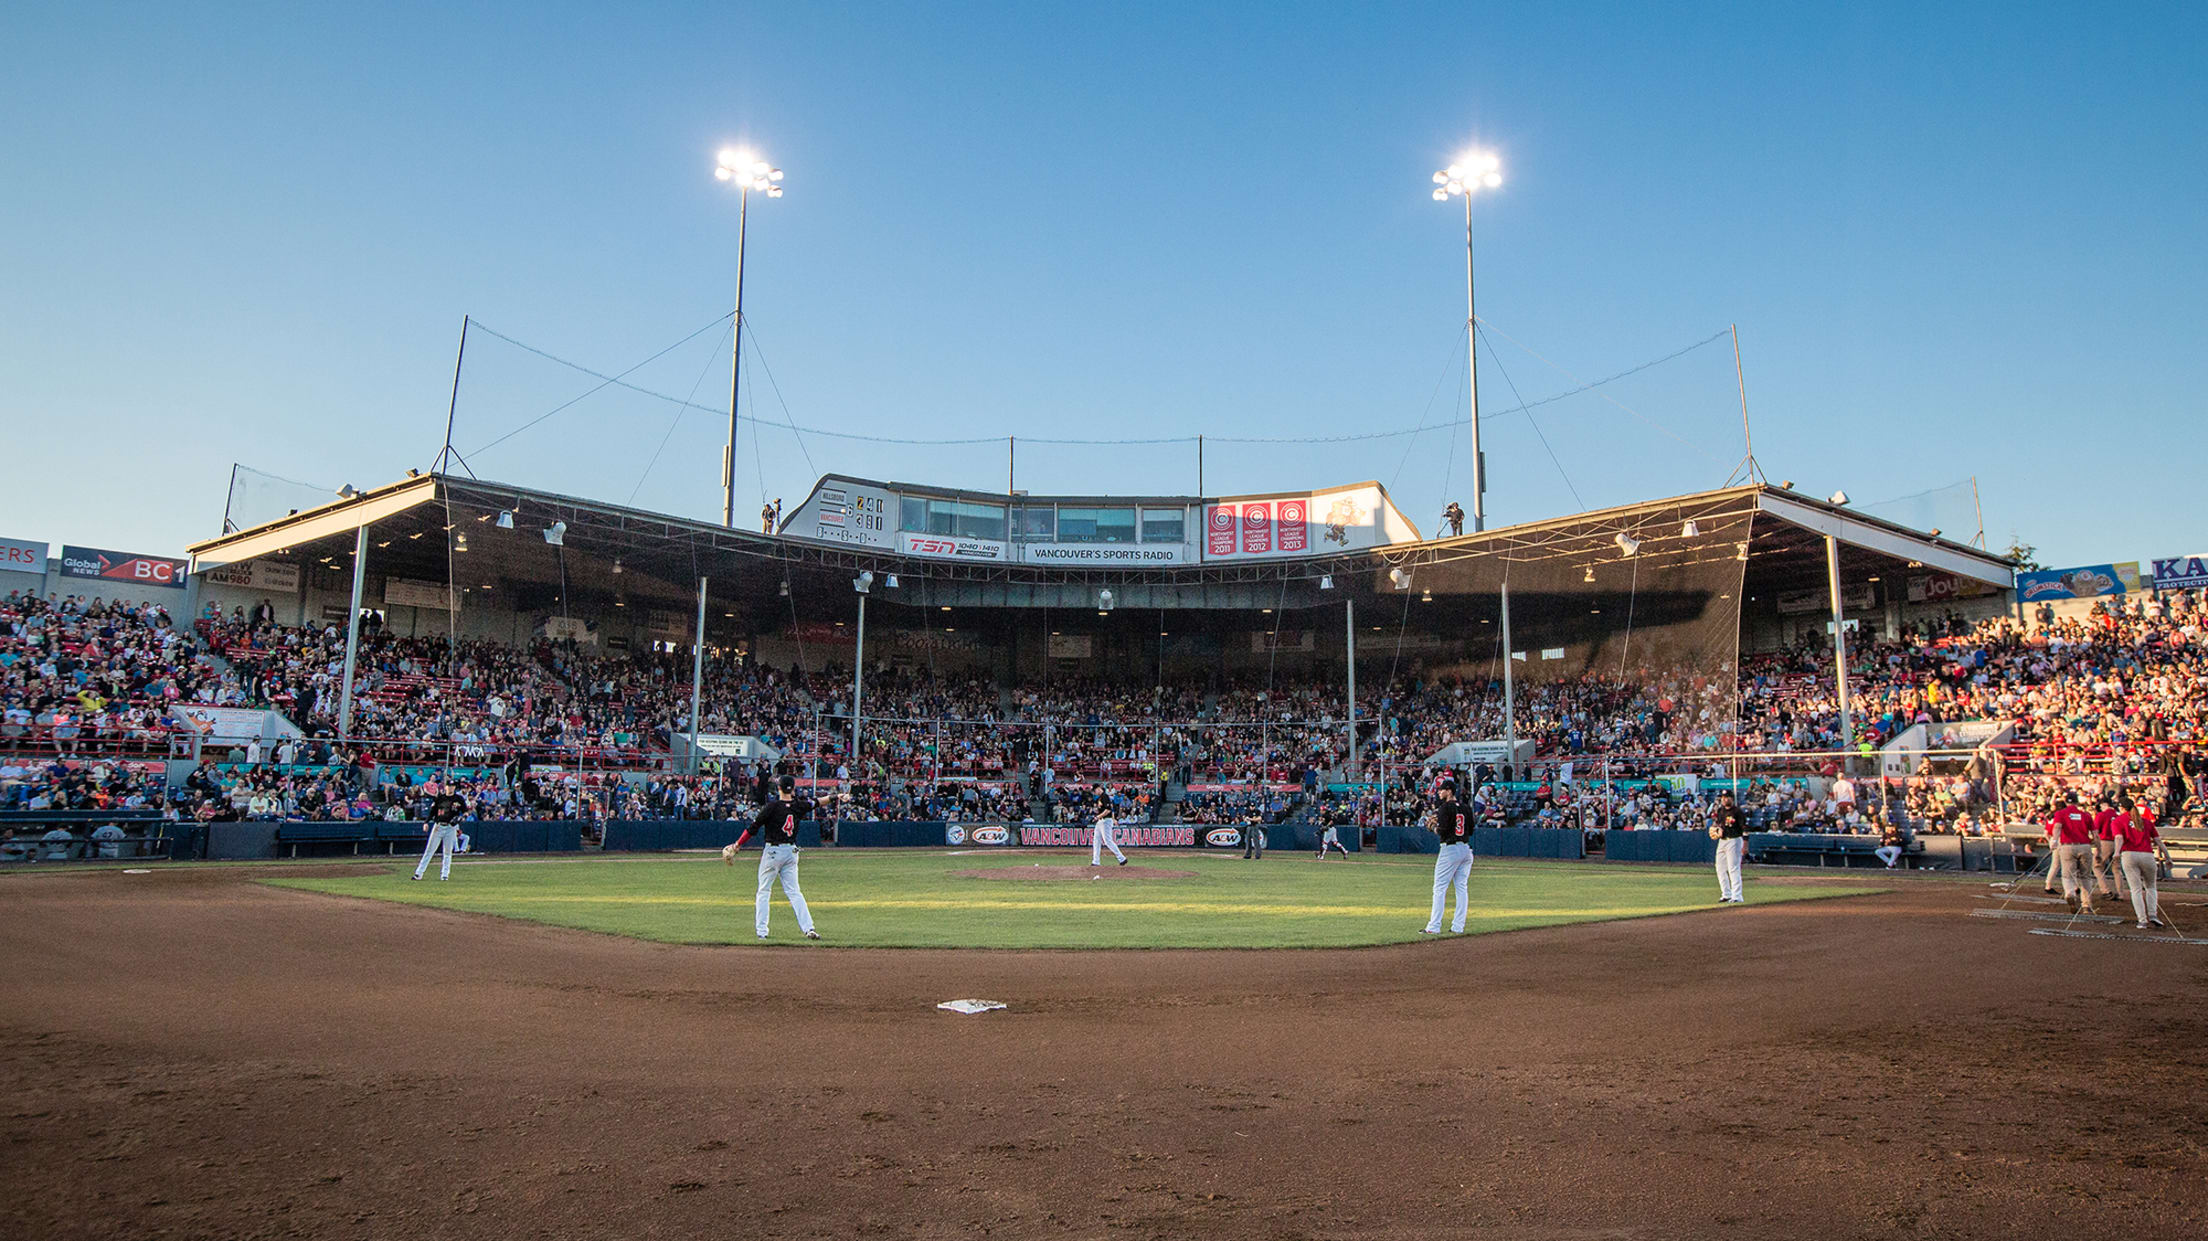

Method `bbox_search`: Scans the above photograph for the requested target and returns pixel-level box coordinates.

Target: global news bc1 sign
[58,545,186,589]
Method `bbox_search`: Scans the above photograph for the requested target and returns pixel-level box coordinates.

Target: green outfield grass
[264,849,1875,949]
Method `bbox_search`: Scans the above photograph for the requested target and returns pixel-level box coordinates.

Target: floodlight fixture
[496,510,515,529]
[542,521,566,546]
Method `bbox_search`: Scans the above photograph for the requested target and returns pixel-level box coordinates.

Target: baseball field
[4,853,2205,1240]
[264,849,1868,947]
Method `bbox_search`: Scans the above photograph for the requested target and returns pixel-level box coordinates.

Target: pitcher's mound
[957,864,1196,881]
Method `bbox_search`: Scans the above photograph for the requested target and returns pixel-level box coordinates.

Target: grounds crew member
[2091,795,2128,904]
[1710,790,1747,903]
[1422,777,1474,935]
[2045,792,2099,914]
[2111,795,2167,930]
[725,775,820,940]
[412,781,467,882]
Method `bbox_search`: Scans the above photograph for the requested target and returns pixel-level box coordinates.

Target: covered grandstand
[181,472,2014,782]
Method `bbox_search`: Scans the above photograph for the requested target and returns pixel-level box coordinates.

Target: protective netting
[223,465,342,534]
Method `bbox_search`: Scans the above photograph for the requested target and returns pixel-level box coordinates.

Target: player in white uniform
[1315,824,1350,859]
[411,783,465,881]
[1422,787,1474,934]
[1090,814,1128,866]
[726,776,820,940]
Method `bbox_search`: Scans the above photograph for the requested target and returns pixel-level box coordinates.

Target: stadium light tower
[1432,152,1502,532]
[713,147,785,529]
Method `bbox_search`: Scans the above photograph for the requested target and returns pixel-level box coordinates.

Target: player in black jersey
[412,781,468,881]
[1421,778,1475,934]
[727,775,819,940]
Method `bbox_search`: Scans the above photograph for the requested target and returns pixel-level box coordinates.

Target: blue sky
[3,1,2202,568]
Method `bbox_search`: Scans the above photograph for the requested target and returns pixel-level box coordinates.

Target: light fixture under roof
[496,510,515,529]
[1681,519,1700,538]
[1583,566,1595,583]
[1614,532,1640,556]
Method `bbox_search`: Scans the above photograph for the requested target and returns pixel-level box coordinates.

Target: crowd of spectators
[13,587,2208,845]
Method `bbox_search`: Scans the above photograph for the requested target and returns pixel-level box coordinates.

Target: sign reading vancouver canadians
[58,545,185,589]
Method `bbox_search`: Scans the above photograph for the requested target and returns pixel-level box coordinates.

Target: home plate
[938,999,1008,1015]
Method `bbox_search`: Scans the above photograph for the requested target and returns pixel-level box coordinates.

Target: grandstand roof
[184,472,2014,626]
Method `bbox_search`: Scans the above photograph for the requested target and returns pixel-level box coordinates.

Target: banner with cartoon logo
[2017,563,2141,600]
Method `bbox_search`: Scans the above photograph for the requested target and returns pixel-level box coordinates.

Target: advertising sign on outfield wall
[0,536,49,574]
[1017,825,1196,848]
[59,545,185,588]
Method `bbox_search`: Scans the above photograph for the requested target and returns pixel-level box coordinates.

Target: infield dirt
[3,861,2204,1240]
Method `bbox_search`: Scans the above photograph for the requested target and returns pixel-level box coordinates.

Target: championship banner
[2150,555,2208,591]
[59,545,185,589]
[1046,633,1093,658]
[2018,563,2141,600]
[200,558,302,593]
[1241,502,1272,554]
[1276,498,1307,552]
[0,536,48,573]
[1206,504,1238,555]
[1203,483,1419,562]
[1017,825,1196,848]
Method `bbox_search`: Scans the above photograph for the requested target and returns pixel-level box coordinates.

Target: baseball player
[725,775,820,940]
[1421,780,1474,934]
[1710,790,1747,903]
[411,781,467,881]
[1090,813,1128,866]
[1314,823,1350,859]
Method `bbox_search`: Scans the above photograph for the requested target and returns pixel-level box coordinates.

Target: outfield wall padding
[601,818,822,852]
[1600,830,1718,865]
[1374,826,1585,859]
[835,821,948,849]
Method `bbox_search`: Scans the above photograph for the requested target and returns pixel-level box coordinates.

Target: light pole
[1432,152,1503,532]
[713,147,785,529]
[851,572,872,783]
